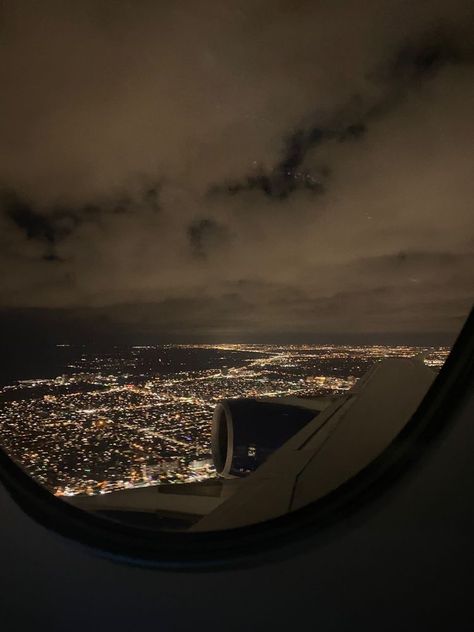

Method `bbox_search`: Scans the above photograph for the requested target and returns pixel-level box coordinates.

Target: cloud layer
[1,0,473,341]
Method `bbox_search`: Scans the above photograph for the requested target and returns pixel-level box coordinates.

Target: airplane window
[0,0,473,543]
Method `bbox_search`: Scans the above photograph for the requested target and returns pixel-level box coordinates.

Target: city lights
[0,344,448,498]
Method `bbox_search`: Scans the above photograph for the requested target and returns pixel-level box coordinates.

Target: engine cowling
[211,398,318,478]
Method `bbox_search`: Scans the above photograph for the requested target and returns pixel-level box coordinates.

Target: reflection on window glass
[0,0,472,532]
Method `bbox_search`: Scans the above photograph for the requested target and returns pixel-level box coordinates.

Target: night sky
[1,1,473,346]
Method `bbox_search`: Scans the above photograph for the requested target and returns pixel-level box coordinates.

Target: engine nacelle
[211,398,318,478]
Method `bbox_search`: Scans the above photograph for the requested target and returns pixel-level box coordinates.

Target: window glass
[0,1,472,532]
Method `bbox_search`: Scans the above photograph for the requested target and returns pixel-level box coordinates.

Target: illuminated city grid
[0,344,448,497]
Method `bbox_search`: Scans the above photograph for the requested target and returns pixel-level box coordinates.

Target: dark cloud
[188,218,229,258]
[210,121,372,201]
[211,22,474,203]
[4,193,58,245]
[143,186,161,213]
[1,180,163,260]
[388,28,471,81]
[211,127,328,200]
[2,191,82,260]
[0,0,473,342]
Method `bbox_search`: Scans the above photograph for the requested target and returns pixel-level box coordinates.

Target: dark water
[0,344,256,387]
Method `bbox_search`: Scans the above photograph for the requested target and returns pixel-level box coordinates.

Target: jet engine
[211,398,318,478]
